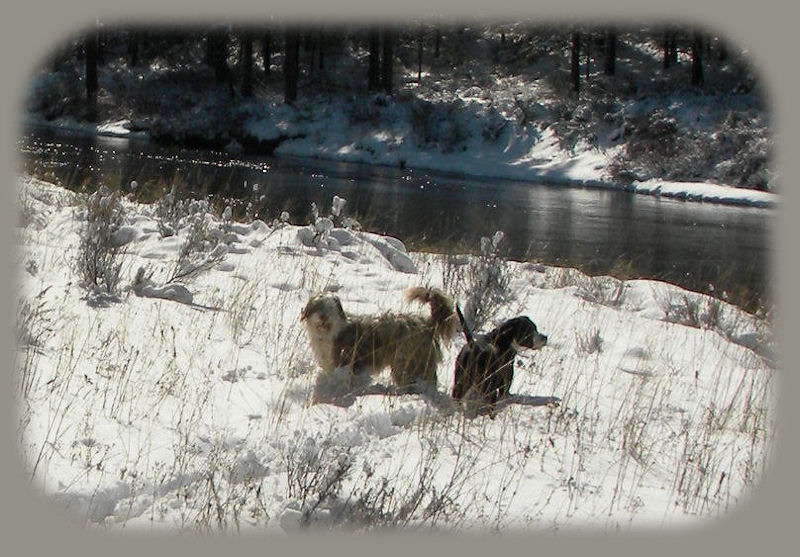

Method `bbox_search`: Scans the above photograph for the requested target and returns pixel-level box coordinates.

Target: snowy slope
[14,176,776,533]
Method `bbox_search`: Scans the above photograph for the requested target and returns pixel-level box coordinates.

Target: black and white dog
[452,307,547,416]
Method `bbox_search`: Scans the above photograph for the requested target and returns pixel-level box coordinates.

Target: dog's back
[334,287,457,387]
[452,335,506,403]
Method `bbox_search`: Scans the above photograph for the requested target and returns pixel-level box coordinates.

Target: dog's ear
[489,317,533,346]
[300,300,313,321]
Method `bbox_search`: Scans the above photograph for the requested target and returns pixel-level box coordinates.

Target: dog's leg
[500,364,514,400]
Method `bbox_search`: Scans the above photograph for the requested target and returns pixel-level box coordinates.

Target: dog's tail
[406,286,458,343]
[455,304,474,345]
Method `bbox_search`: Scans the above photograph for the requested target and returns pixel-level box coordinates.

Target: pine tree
[691,30,704,87]
[85,31,98,119]
[240,31,254,97]
[380,27,394,95]
[604,29,616,76]
[284,28,300,104]
[570,30,581,94]
[368,28,381,91]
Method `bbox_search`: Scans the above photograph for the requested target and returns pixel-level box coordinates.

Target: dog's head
[491,316,547,352]
[300,293,347,332]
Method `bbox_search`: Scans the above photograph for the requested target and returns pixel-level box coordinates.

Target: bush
[656,291,723,331]
[281,433,353,529]
[610,107,771,190]
[153,189,228,283]
[461,231,510,331]
[409,99,469,153]
[25,67,84,120]
[75,187,127,297]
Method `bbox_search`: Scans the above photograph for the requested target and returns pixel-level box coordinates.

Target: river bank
[23,26,777,209]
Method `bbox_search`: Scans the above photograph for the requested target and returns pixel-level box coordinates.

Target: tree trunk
[241,32,253,97]
[716,36,727,62]
[284,29,300,104]
[434,28,440,58]
[317,31,325,71]
[604,30,616,76]
[585,33,590,82]
[97,27,106,66]
[128,30,139,67]
[205,31,215,67]
[570,31,580,95]
[208,31,228,82]
[691,30,704,87]
[262,32,272,76]
[662,29,679,70]
[208,30,234,98]
[307,32,317,74]
[417,28,423,83]
[85,31,98,118]
[381,27,395,95]
[669,31,678,66]
[368,28,381,91]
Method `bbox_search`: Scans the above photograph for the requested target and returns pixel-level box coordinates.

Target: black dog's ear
[490,316,538,347]
[485,317,515,346]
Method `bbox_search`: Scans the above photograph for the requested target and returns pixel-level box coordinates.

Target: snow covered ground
[14,175,777,533]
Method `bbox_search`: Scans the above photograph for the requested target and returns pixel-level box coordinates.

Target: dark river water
[19,126,773,310]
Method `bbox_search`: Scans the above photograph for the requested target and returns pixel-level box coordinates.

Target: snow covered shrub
[462,231,510,331]
[152,188,228,282]
[346,95,385,125]
[712,111,771,190]
[575,327,603,355]
[25,66,84,120]
[154,184,183,238]
[656,291,723,331]
[16,288,55,399]
[551,86,626,152]
[190,442,271,532]
[17,187,39,229]
[333,197,362,231]
[438,252,469,299]
[409,99,469,153]
[333,453,453,530]
[299,197,362,250]
[16,288,53,349]
[169,203,228,283]
[547,98,589,153]
[480,106,508,142]
[75,187,127,297]
[608,109,680,183]
[610,106,771,189]
[281,433,353,528]
[575,275,625,308]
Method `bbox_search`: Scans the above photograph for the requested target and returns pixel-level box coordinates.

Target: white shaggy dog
[300,287,458,403]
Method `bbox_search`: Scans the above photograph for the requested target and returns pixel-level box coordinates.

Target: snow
[632,179,776,207]
[14,175,777,534]
[26,106,777,208]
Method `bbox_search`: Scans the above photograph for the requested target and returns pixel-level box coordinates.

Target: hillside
[24,24,775,205]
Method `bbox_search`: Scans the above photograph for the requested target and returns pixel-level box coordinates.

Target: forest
[27,21,771,191]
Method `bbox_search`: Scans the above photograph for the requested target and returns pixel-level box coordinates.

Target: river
[19,126,773,310]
